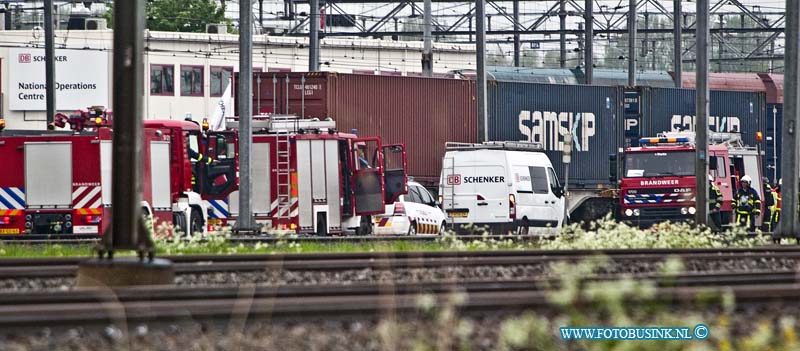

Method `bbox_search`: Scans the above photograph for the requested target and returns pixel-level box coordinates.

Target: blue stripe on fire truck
[0,187,25,210]
[624,193,684,204]
[206,199,229,219]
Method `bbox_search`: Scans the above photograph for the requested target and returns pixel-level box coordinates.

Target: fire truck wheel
[438,222,446,235]
[357,216,372,235]
[408,222,417,236]
[190,208,204,236]
[173,212,188,237]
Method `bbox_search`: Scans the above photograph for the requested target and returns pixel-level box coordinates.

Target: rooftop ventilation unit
[206,24,228,34]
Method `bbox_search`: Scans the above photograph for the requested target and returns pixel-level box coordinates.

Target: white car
[373,181,448,235]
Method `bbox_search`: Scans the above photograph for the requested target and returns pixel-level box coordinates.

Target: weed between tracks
[0,217,778,258]
[399,258,799,351]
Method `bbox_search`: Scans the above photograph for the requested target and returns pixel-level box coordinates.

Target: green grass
[0,217,776,258]
[0,240,511,258]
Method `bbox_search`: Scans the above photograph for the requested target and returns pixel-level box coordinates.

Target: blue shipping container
[487,81,622,187]
[639,87,766,147]
[765,103,782,182]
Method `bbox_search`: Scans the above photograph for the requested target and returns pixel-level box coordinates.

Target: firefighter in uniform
[771,178,781,230]
[708,176,723,230]
[185,117,214,188]
[188,145,213,187]
[762,178,775,232]
[733,175,761,231]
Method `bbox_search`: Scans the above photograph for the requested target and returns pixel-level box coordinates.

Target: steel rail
[0,279,798,328]
[0,270,797,307]
[0,247,799,279]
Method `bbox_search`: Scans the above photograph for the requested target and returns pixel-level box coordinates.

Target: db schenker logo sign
[446,174,462,185]
[9,47,109,111]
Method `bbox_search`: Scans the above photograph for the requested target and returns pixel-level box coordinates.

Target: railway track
[0,247,798,345]
[0,271,797,328]
[0,246,799,280]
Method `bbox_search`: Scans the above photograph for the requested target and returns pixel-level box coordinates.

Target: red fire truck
[616,131,765,228]
[0,108,237,237]
[221,115,407,235]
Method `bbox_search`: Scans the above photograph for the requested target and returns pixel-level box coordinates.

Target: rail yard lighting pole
[44,0,56,128]
[238,0,256,233]
[107,0,148,255]
[776,0,800,239]
[559,0,566,68]
[695,0,710,226]
[77,0,173,287]
[584,0,593,84]
[309,0,320,71]
[422,0,433,76]
[673,0,682,88]
[512,0,520,67]
[476,0,488,142]
[627,0,636,86]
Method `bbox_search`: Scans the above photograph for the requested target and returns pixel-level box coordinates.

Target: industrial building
[0,29,475,129]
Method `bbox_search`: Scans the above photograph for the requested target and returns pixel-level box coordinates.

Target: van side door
[546,167,565,226]
[521,166,555,223]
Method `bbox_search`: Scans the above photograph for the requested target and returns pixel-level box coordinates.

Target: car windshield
[624,151,695,178]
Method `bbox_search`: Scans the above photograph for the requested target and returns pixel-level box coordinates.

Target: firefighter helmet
[779,178,783,186]
[740,175,753,184]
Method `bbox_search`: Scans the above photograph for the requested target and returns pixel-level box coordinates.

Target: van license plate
[447,211,469,218]
[0,228,20,235]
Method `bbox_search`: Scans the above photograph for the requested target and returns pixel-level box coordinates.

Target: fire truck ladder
[274,116,296,220]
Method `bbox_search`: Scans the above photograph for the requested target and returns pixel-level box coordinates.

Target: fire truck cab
[224,115,407,235]
[617,131,764,228]
[0,108,237,237]
[144,119,238,235]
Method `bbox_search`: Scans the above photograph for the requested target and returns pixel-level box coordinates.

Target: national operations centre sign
[8,47,109,111]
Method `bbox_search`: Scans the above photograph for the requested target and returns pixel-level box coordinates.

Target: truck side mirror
[609,154,618,182]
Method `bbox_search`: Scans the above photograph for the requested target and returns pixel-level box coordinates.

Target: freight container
[677,72,780,182]
[486,80,624,221]
[234,72,477,184]
[758,73,783,182]
[639,87,766,146]
[486,80,768,222]
[765,103,782,182]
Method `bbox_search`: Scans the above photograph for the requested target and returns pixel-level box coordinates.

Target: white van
[438,141,566,233]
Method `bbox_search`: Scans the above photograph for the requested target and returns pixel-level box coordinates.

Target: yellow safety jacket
[709,183,722,211]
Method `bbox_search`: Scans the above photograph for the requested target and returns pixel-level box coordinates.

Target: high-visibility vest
[771,191,780,212]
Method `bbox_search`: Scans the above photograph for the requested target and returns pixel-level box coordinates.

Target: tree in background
[105,0,229,33]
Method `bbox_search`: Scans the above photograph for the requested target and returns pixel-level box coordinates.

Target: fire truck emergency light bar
[226,115,336,132]
[639,137,691,145]
[445,141,544,151]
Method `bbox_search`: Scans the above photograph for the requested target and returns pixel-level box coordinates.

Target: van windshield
[625,151,695,178]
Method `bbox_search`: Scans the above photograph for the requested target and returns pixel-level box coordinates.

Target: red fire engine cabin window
[150,64,174,95]
[181,65,204,96]
[210,66,233,97]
